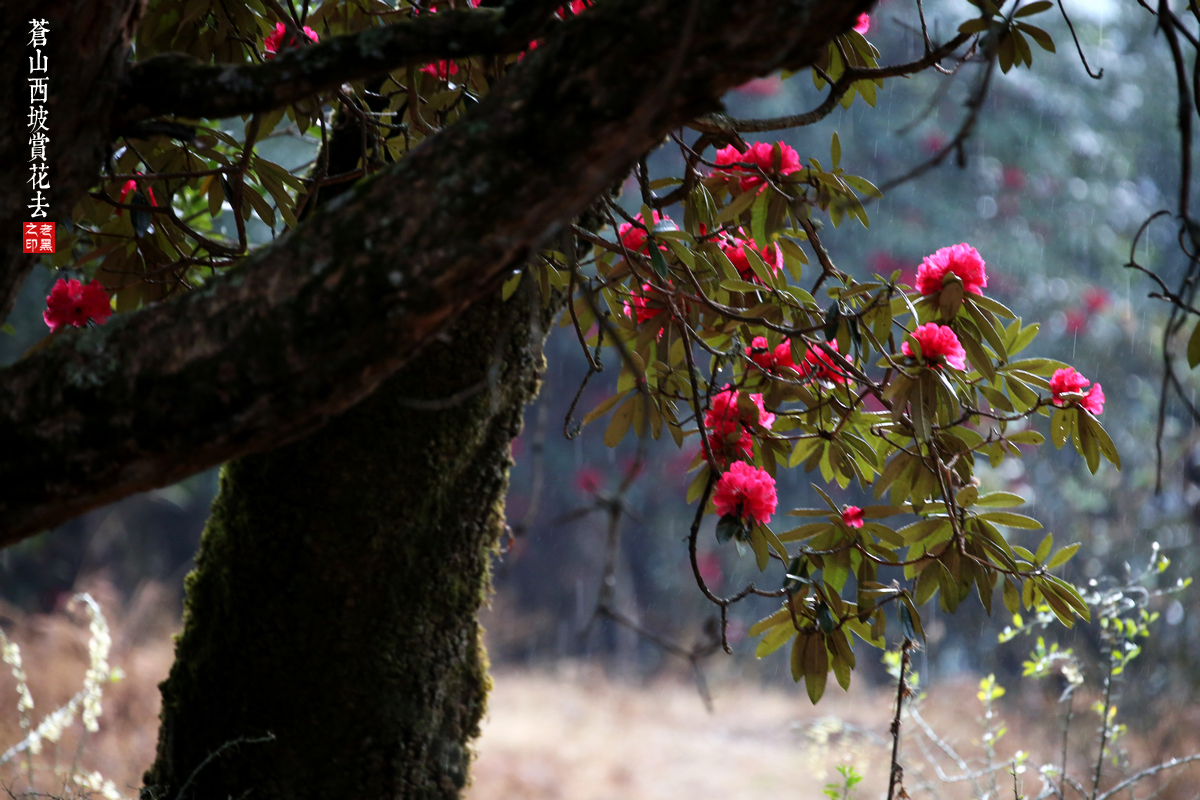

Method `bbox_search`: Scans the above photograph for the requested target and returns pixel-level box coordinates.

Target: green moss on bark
[143,284,549,800]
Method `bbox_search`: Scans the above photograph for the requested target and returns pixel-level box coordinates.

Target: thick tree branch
[688,31,970,134]
[1,0,869,545]
[112,2,559,128]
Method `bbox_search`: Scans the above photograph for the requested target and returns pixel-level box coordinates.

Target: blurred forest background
[6,0,1200,797]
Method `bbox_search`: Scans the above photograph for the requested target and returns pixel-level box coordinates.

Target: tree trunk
[143,282,550,800]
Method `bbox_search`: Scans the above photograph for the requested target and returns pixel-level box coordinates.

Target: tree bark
[0,0,868,546]
[143,281,551,800]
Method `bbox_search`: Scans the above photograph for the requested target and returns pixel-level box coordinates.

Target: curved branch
[112,2,559,128]
[688,31,971,134]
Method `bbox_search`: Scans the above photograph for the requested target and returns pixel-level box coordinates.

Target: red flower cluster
[117,175,156,216]
[623,282,666,324]
[713,461,778,525]
[263,22,319,58]
[43,279,112,332]
[903,323,967,371]
[714,141,802,193]
[720,235,780,282]
[915,243,988,297]
[618,211,672,254]
[841,505,864,529]
[1050,368,1105,415]
[854,13,870,34]
[557,0,590,15]
[420,60,459,79]
[799,339,847,384]
[705,387,774,464]
[746,336,792,372]
[744,337,848,384]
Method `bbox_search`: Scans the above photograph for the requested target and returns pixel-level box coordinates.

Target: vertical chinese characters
[28,18,50,221]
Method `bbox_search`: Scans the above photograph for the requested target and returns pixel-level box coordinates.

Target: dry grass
[2,583,1199,800]
[469,664,895,800]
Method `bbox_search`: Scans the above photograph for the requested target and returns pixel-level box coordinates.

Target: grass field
[3,588,1199,800]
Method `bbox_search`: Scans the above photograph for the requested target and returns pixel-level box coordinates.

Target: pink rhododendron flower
[713,461,778,525]
[706,387,775,435]
[1084,287,1110,313]
[746,336,776,371]
[854,13,870,34]
[1050,368,1105,415]
[263,21,319,58]
[902,323,967,371]
[842,505,864,529]
[720,235,781,282]
[705,387,774,464]
[1002,166,1026,191]
[745,337,795,373]
[1065,309,1088,335]
[618,211,673,254]
[420,60,459,79]
[43,279,112,332]
[923,131,948,155]
[1081,383,1105,415]
[799,339,848,384]
[116,175,156,216]
[735,76,783,97]
[623,282,665,324]
[575,465,602,494]
[557,0,590,16]
[915,243,988,296]
[714,141,802,193]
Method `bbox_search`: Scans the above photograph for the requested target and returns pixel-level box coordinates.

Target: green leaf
[649,246,669,279]
[1008,322,1039,356]
[1016,21,1055,52]
[1035,532,1053,564]
[1047,542,1081,569]
[898,602,919,641]
[1007,430,1045,446]
[970,293,1016,319]
[751,189,770,250]
[778,522,834,543]
[1015,1,1053,17]
[817,602,836,633]
[1087,415,1121,469]
[686,464,712,504]
[959,17,992,35]
[1003,579,1020,614]
[716,514,746,545]
[716,187,759,223]
[1078,413,1100,473]
[750,607,793,637]
[1188,320,1200,369]
[1050,407,1074,449]
[500,269,524,301]
[604,394,637,447]
[749,524,770,571]
[665,239,695,269]
[582,390,629,426]
[830,131,841,169]
[977,512,1043,530]
[756,620,798,657]
[974,492,1026,508]
[802,633,829,703]
[843,174,883,199]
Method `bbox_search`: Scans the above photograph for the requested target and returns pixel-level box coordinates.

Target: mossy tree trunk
[143,282,550,800]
